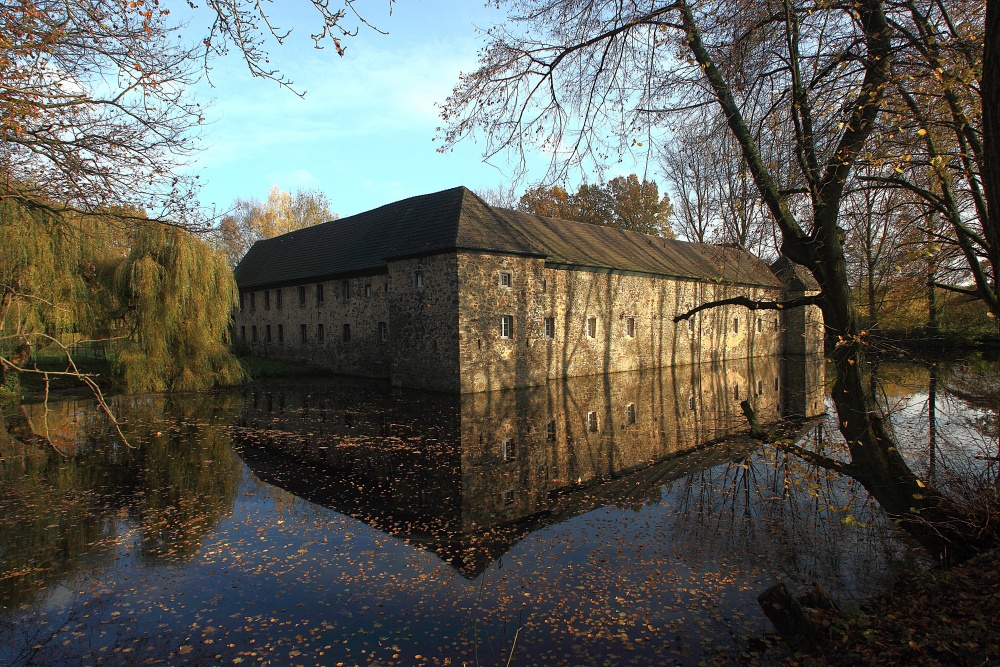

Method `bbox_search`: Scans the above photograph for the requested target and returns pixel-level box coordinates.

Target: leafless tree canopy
[1,0,383,228]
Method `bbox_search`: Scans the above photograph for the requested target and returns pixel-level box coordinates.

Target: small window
[316,283,324,305]
[626,404,636,425]
[300,323,307,343]
[499,271,512,288]
[625,317,635,337]
[500,314,513,339]
[546,420,556,441]
[586,317,597,338]
[277,324,284,343]
[342,280,350,300]
[275,289,282,309]
[688,317,695,331]
[587,411,598,432]
[343,323,351,342]
[251,325,257,342]
[734,384,740,400]
[317,323,324,341]
[774,377,779,391]
[239,292,245,311]
[379,321,388,343]
[688,395,696,410]
[240,326,246,340]
[250,292,256,310]
[414,271,425,290]
[264,290,270,310]
[502,489,514,505]
[500,439,516,462]
[298,286,306,306]
[541,279,547,294]
[544,317,555,339]
[773,318,779,331]
[364,283,372,299]
[265,324,272,342]
[733,317,739,333]
[757,317,762,333]
[758,379,764,396]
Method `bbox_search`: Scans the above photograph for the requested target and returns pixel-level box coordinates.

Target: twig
[505,626,521,667]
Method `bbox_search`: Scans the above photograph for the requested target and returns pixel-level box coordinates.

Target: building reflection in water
[233,354,825,576]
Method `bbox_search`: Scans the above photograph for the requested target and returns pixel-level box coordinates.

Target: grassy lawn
[237,356,332,379]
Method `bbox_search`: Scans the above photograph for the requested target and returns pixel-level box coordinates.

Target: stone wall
[234,253,464,391]
[386,254,461,392]
[235,272,392,378]
[781,297,825,356]
[456,251,785,392]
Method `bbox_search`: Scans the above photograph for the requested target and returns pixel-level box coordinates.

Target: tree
[0,199,243,396]
[660,113,773,252]
[603,175,674,237]
[1,0,379,401]
[517,184,577,219]
[1,1,372,226]
[213,186,336,266]
[517,175,674,237]
[858,1,996,322]
[440,0,998,558]
[112,223,245,393]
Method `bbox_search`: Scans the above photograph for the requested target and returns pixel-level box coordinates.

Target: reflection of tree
[0,392,244,609]
[666,422,899,597]
[764,357,1000,562]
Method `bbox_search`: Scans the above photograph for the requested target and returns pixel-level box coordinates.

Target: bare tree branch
[673,294,822,323]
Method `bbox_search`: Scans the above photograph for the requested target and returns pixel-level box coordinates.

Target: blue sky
[190,0,551,218]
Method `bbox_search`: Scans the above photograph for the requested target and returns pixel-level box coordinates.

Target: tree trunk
[983,0,1000,323]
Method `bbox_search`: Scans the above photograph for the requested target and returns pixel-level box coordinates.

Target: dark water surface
[1,355,996,666]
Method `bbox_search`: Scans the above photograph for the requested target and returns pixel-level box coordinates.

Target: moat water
[1,355,997,666]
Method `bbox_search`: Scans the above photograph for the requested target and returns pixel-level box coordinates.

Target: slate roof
[234,186,782,290]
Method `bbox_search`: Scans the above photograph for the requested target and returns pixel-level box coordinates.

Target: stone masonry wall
[385,254,461,393]
[235,272,392,378]
[235,253,462,392]
[456,251,785,392]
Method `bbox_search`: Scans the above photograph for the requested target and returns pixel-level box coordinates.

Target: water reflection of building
[234,355,825,577]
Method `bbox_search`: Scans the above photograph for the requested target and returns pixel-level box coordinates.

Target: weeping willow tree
[112,224,245,393]
[0,202,108,386]
[1,197,244,396]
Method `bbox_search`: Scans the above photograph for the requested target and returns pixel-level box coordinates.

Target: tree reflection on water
[0,354,996,666]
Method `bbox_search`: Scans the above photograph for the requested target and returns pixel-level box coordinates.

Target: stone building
[233,186,823,392]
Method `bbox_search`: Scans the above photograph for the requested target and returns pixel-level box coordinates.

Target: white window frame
[625,316,635,337]
[500,314,513,339]
[586,317,597,338]
[499,271,512,288]
[544,317,555,339]
[500,438,516,462]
